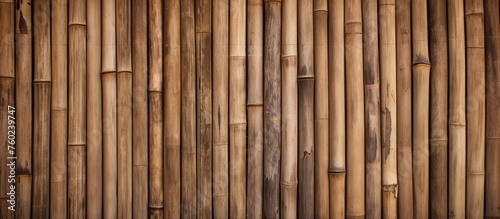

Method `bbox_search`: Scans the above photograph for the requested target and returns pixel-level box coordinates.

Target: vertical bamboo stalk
[345,0,365,217]
[328,0,345,218]
[362,0,381,217]
[448,0,466,217]
[247,0,264,217]
[230,0,247,217]
[485,0,500,217]
[298,0,314,217]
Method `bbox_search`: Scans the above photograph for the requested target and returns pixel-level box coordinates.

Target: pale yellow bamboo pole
[230,0,247,217]
[345,0,365,217]
[448,0,466,217]
[465,0,485,218]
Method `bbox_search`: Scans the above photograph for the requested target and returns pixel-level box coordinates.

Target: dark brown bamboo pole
[230,0,247,217]
[362,0,381,217]
[448,0,466,217]
[345,0,365,217]
[485,0,500,217]
[465,0,485,217]
[328,0,345,218]
[247,0,264,217]
[263,0,282,217]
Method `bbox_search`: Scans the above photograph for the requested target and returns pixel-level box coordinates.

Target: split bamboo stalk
[117,0,133,217]
[280,0,297,217]
[379,0,398,217]
[411,0,431,217]
[485,0,500,217]
[102,0,118,217]
[345,0,365,217]
[298,0,314,217]
[181,0,197,217]
[328,0,345,218]
[246,0,264,217]
[132,0,148,217]
[362,0,381,217]
[395,0,412,217]
[448,0,466,217]
[428,0,448,217]
[212,0,229,217]
[263,0,282,217]
[148,0,164,217]
[465,0,485,218]
[50,0,68,217]
[32,0,51,217]
[230,0,247,217]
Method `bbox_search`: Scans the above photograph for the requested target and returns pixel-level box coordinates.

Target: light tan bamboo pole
[411,0,431,217]
[247,0,264,217]
[362,0,381,217]
[263,0,281,217]
[428,0,448,217]
[181,0,197,217]
[395,0,412,217]
[132,0,148,217]
[328,0,345,218]
[212,0,229,216]
[485,0,500,217]
[50,0,68,217]
[230,0,247,217]
[32,0,51,217]
[448,0,466,217]
[148,0,164,217]
[345,0,365,217]
[465,0,485,217]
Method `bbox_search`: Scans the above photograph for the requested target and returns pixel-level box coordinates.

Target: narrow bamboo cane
[411,0,431,217]
[362,0,381,217]
[230,0,247,217]
[247,0,264,217]
[263,0,282,217]
[345,0,365,217]
[328,0,345,218]
[485,0,500,217]
[50,0,68,217]
[465,0,485,218]
[148,0,164,217]
[212,0,229,217]
[448,0,466,217]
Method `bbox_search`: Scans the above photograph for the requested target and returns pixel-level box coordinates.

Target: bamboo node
[382,184,398,198]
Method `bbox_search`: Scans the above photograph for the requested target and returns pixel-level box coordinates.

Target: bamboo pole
[448,0,466,217]
[345,0,365,217]
[328,0,345,218]
[428,0,448,217]
[362,0,381,217]
[298,0,314,217]
[230,0,247,217]
[395,0,412,217]
[247,0,264,217]
[485,0,500,217]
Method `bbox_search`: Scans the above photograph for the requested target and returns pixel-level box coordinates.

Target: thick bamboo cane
[465,0,485,218]
[485,0,500,217]
[345,0,365,217]
[448,0,466,217]
[328,0,345,218]
[298,0,314,217]
[362,0,381,217]
[230,0,247,217]
[247,0,264,217]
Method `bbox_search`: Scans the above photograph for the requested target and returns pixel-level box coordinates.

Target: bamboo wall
[1,0,500,218]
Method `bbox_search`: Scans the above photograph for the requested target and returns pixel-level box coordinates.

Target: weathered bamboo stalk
[448,0,466,217]
[345,0,365,217]
[230,0,247,217]
[247,0,264,217]
[362,0,381,217]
